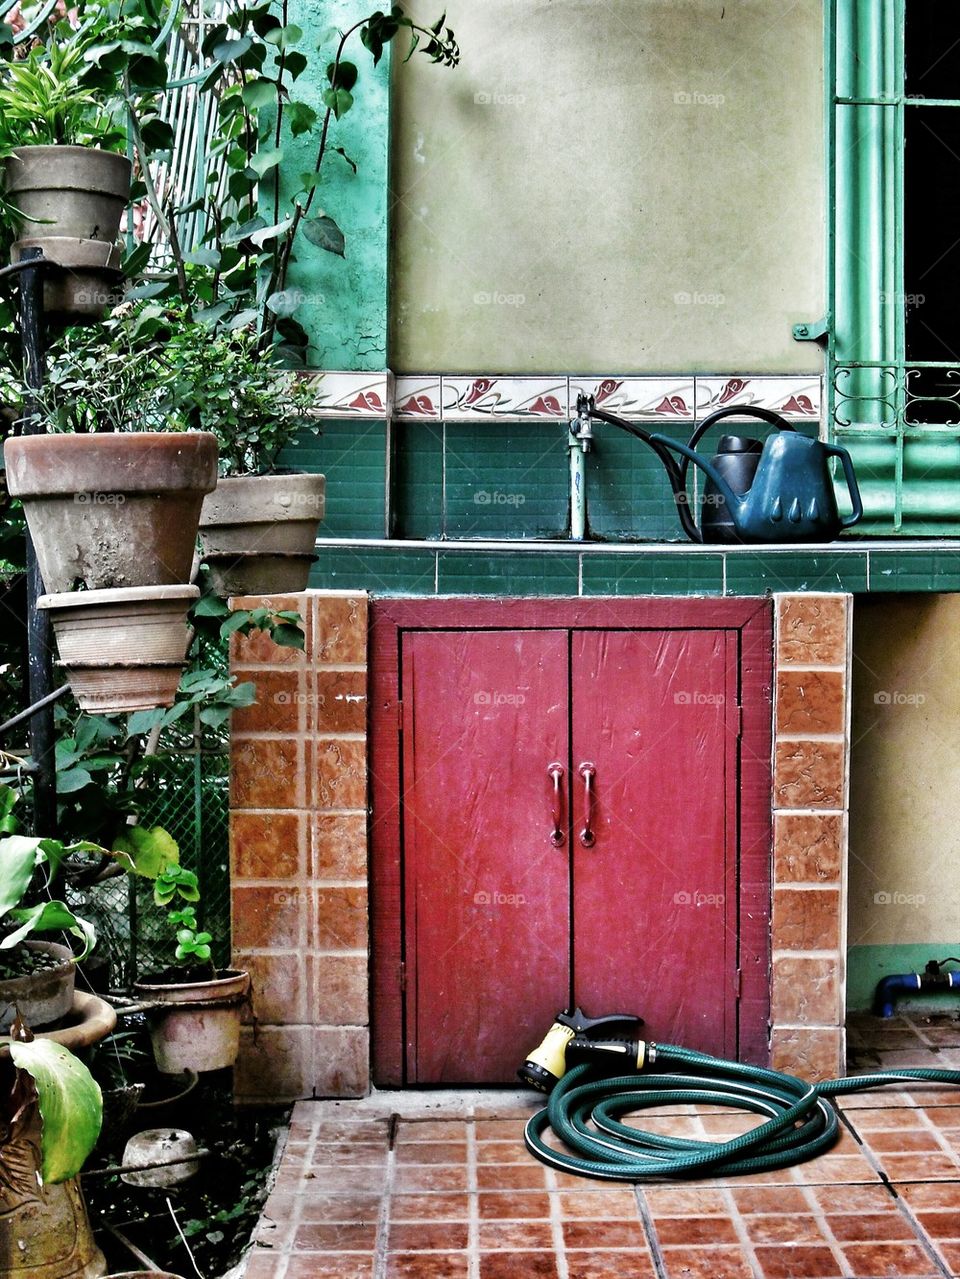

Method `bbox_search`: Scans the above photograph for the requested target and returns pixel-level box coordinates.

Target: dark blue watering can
[579,398,863,544]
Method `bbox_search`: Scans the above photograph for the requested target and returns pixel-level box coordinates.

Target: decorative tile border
[328,373,822,421]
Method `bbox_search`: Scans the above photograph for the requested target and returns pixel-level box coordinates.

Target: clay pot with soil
[0,940,75,1032]
[133,969,250,1075]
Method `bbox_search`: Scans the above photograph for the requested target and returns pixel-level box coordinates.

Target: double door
[370,600,772,1086]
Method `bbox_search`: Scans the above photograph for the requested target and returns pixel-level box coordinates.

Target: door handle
[578,762,596,847]
[547,762,565,846]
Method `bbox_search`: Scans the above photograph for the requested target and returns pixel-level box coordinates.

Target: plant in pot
[0,2,172,323]
[112,839,249,1076]
[122,4,460,595]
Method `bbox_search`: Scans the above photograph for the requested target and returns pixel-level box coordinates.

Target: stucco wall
[389,0,825,374]
[847,594,960,1007]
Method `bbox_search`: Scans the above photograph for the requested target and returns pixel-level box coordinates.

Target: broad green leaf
[8,1040,102,1184]
[265,289,303,317]
[0,836,43,915]
[4,900,96,960]
[185,248,221,268]
[264,23,302,48]
[212,35,252,62]
[288,101,318,137]
[250,216,293,247]
[241,78,277,110]
[325,60,358,91]
[303,214,345,257]
[126,708,166,738]
[272,623,306,649]
[193,593,231,618]
[111,825,180,881]
[285,50,307,79]
[56,767,93,794]
[249,147,284,177]
[321,86,353,119]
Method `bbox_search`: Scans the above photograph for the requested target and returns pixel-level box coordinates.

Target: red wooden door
[570,629,739,1056]
[402,629,570,1083]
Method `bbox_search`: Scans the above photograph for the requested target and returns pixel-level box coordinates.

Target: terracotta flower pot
[38,584,199,714]
[199,473,325,596]
[3,432,218,593]
[0,942,75,1032]
[3,146,131,244]
[12,236,124,323]
[133,970,250,1075]
[0,991,117,1059]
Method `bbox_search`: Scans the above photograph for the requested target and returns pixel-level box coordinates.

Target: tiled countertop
[310,539,960,597]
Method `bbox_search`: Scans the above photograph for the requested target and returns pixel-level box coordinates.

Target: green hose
[524,1041,960,1181]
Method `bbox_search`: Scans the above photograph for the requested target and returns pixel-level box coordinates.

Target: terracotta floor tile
[845,1107,926,1130]
[393,1166,469,1193]
[894,1180,960,1208]
[557,1189,640,1219]
[751,1244,842,1277]
[659,1245,755,1278]
[387,1222,470,1251]
[634,1114,702,1136]
[562,1219,646,1249]
[914,1209,960,1239]
[653,1215,739,1246]
[860,1130,942,1153]
[478,1220,555,1249]
[286,1256,375,1278]
[304,1166,389,1193]
[793,1154,883,1183]
[837,1091,912,1110]
[642,1186,729,1216]
[475,1119,530,1141]
[741,1214,828,1245]
[394,1141,467,1164]
[810,1183,897,1213]
[826,1210,915,1241]
[565,1252,657,1279]
[552,1171,631,1191]
[731,1185,810,1215]
[311,1141,389,1165]
[840,1241,942,1276]
[297,1193,381,1223]
[314,1119,390,1141]
[476,1163,548,1190]
[293,1221,378,1251]
[873,1154,960,1180]
[903,1088,960,1107]
[397,1120,468,1141]
[478,1191,552,1219]
[390,1193,471,1221]
[938,1242,960,1271]
[387,1253,470,1278]
[476,1140,535,1164]
[478,1252,559,1278]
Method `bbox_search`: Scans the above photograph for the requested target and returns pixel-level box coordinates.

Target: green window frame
[826,0,960,533]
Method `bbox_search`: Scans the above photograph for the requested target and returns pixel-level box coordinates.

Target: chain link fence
[77,750,231,988]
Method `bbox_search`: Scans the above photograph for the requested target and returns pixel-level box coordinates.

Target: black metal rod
[0,682,71,739]
[18,247,57,837]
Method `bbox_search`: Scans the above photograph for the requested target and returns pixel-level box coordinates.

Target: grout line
[797,1182,853,1277]
[545,1167,569,1279]
[372,1116,397,1279]
[634,1187,669,1279]
[466,1113,480,1279]
[718,1184,764,1279]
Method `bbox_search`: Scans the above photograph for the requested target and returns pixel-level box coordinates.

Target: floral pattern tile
[695,376,821,420]
[310,371,392,417]
[441,376,569,420]
[570,376,696,420]
[395,376,442,419]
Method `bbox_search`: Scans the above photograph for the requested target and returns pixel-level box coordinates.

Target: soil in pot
[0,940,75,1031]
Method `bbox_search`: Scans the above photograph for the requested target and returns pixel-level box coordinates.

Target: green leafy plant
[0,824,105,964]
[0,36,122,150]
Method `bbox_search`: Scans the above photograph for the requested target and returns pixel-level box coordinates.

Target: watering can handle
[824,442,864,529]
[685,404,796,454]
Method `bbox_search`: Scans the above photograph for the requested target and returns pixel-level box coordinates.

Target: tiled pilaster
[770,594,852,1081]
[230,590,369,1102]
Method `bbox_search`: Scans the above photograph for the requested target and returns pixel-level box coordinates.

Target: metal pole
[18,246,57,836]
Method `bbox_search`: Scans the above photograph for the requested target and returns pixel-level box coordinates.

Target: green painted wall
[847,594,960,1008]
[281,0,391,368]
[847,944,960,1014]
[389,0,825,374]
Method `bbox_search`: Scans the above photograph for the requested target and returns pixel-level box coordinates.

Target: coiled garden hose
[524,1041,960,1182]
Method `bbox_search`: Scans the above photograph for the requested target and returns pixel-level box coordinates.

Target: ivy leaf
[248,147,284,177]
[264,23,302,48]
[321,86,353,119]
[303,214,345,257]
[288,100,318,137]
[241,78,277,110]
[272,623,307,649]
[266,289,304,317]
[285,50,308,80]
[56,767,93,794]
[185,248,221,268]
[212,35,253,62]
[325,60,358,91]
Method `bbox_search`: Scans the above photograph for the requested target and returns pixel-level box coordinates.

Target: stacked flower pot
[1,148,218,714]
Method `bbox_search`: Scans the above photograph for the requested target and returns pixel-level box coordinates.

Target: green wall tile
[309,546,436,594]
[724,550,869,595]
[393,421,443,539]
[581,553,724,596]
[444,421,568,539]
[869,550,960,591]
[585,423,687,542]
[436,552,579,596]
[281,419,386,539]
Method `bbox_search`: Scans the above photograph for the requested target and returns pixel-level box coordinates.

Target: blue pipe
[875,969,960,1018]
